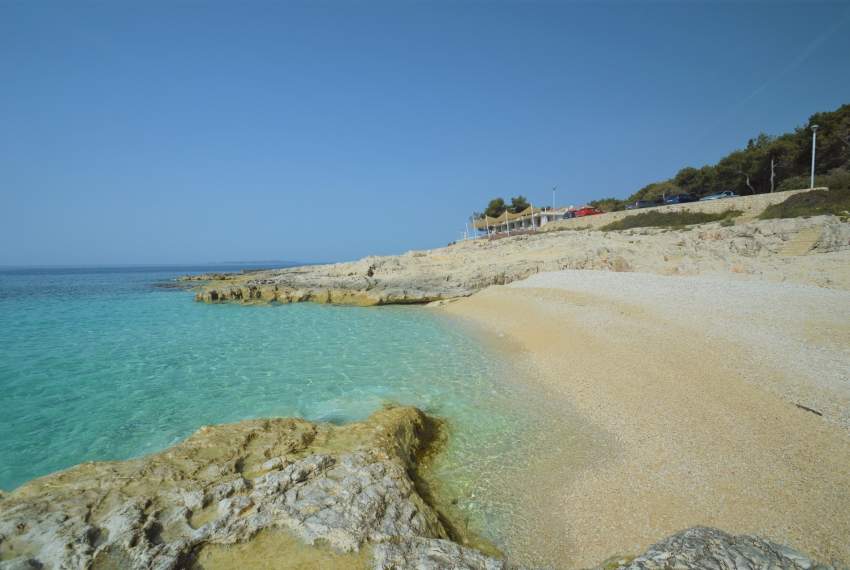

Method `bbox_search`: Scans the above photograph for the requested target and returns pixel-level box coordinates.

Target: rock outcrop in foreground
[187,216,850,305]
[0,407,510,569]
[0,407,836,570]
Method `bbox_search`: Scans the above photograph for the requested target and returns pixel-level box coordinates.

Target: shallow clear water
[0,265,555,549]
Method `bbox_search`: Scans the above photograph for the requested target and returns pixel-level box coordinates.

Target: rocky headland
[188,215,850,306]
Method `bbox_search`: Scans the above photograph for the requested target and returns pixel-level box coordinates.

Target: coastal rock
[0,407,509,570]
[189,216,850,306]
[606,527,835,570]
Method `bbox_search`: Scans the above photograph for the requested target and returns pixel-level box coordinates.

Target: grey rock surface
[609,527,837,570]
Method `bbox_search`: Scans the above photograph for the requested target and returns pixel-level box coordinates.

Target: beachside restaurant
[473,206,568,236]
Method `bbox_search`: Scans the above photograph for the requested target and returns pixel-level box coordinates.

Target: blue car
[700,191,738,201]
[664,193,698,204]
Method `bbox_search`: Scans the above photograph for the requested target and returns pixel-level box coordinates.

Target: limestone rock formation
[188,216,850,306]
[0,407,508,570]
[0,409,837,570]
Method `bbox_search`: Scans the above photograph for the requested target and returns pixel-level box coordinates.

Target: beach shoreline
[439,270,850,568]
[3,215,850,569]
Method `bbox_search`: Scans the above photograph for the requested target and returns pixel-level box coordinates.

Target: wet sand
[439,270,850,569]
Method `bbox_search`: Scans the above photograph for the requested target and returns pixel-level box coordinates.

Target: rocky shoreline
[187,215,850,306]
[0,407,506,569]
[0,407,836,570]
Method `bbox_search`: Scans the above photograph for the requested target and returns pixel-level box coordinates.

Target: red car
[574,207,603,217]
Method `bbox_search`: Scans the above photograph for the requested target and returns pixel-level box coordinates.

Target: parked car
[699,191,738,201]
[664,193,698,204]
[563,210,577,219]
[625,200,659,210]
[574,207,603,217]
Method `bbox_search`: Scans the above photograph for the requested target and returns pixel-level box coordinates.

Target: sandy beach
[441,270,850,568]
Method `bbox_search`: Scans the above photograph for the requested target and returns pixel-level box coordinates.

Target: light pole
[552,186,557,210]
[810,124,819,189]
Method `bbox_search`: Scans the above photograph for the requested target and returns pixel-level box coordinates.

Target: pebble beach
[441,270,850,568]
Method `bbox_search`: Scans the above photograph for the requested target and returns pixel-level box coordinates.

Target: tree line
[475,103,849,216]
[592,103,850,211]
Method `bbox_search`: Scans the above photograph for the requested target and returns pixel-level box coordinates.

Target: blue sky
[1,1,848,266]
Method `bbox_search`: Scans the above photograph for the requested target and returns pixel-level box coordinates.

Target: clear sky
[2,1,849,266]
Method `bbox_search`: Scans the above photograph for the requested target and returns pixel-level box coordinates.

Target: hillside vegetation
[601,210,741,231]
[760,185,850,221]
[592,103,850,211]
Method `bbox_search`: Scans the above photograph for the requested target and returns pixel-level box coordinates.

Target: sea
[0,264,564,551]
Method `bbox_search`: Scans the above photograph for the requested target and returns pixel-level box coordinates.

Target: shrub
[777,168,850,193]
[589,197,626,212]
[601,210,742,231]
[759,187,850,220]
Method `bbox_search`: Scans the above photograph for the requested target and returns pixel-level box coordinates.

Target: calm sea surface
[0,264,561,549]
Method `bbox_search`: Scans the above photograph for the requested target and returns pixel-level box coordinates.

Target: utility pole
[505,209,510,236]
[530,201,535,229]
[810,124,819,189]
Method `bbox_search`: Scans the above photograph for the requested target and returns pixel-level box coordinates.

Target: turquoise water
[0,265,545,526]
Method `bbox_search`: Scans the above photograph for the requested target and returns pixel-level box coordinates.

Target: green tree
[484,198,507,218]
[777,167,850,193]
[765,134,802,192]
[627,180,680,202]
[589,197,625,212]
[673,167,701,192]
[802,106,850,174]
[509,195,530,213]
[621,103,849,200]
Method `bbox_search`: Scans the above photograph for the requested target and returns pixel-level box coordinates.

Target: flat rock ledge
[187,216,850,306]
[0,407,836,570]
